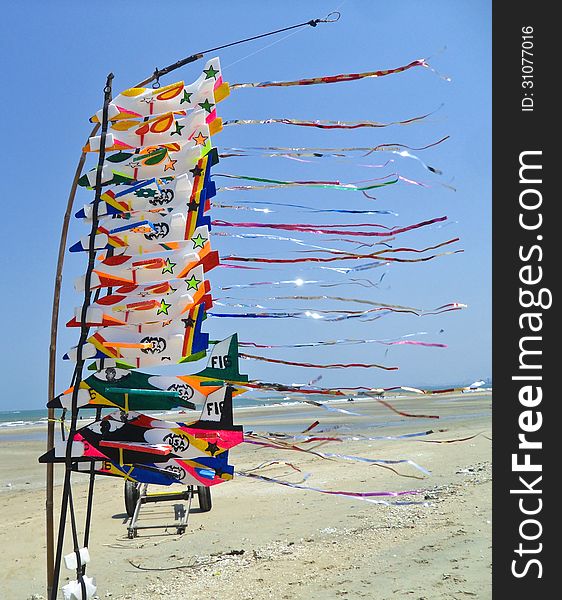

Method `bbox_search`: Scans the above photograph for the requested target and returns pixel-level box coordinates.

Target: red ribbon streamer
[231,59,427,88]
[213,216,448,237]
[240,352,398,370]
[221,239,461,265]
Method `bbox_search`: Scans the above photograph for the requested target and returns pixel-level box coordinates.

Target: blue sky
[0,1,491,410]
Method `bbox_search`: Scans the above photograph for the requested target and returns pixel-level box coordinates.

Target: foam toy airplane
[63,304,209,367]
[69,210,212,253]
[49,334,248,412]
[96,175,213,230]
[75,452,235,487]
[74,245,218,291]
[79,386,243,460]
[76,148,218,219]
[40,385,243,482]
[90,58,229,122]
[78,133,212,188]
[68,265,210,327]
[73,213,216,253]
[84,109,222,153]
[77,175,192,219]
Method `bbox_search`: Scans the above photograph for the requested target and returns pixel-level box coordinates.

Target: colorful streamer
[243,439,430,476]
[296,396,439,420]
[220,150,437,176]
[210,306,456,323]
[238,336,447,350]
[239,471,426,505]
[217,298,465,318]
[214,201,398,216]
[319,262,388,275]
[242,380,467,400]
[223,110,435,130]
[214,232,363,254]
[223,113,432,129]
[284,238,459,257]
[220,240,462,265]
[375,398,440,420]
[220,276,386,291]
[419,432,490,444]
[221,136,450,156]
[247,428,447,444]
[215,173,451,195]
[214,173,399,191]
[213,216,448,236]
[231,58,428,88]
[239,352,399,371]
[215,234,399,261]
[264,296,465,315]
[300,401,362,416]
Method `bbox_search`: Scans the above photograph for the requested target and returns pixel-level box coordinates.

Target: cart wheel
[127,529,134,539]
[197,485,212,512]
[177,527,185,535]
[124,481,140,517]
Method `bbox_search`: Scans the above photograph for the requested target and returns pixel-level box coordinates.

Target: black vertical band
[493,4,554,596]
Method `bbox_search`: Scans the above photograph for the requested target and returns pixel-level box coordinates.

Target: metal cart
[124,481,212,538]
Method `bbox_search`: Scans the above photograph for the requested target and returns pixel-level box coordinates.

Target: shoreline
[0,389,492,437]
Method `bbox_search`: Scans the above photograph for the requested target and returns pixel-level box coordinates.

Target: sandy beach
[0,391,492,600]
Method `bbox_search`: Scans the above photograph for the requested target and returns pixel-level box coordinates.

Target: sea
[0,381,492,438]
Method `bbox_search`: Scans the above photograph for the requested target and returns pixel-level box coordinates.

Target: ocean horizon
[0,380,492,432]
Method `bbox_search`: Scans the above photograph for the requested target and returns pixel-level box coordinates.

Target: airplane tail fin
[195,385,239,430]
[194,334,248,383]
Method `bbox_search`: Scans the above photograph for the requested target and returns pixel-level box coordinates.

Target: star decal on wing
[203,65,219,80]
[190,164,204,178]
[191,233,207,249]
[206,441,220,455]
[161,258,176,274]
[198,99,215,113]
[157,299,172,315]
[185,274,201,290]
[171,122,184,136]
[180,90,193,104]
[193,131,208,146]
